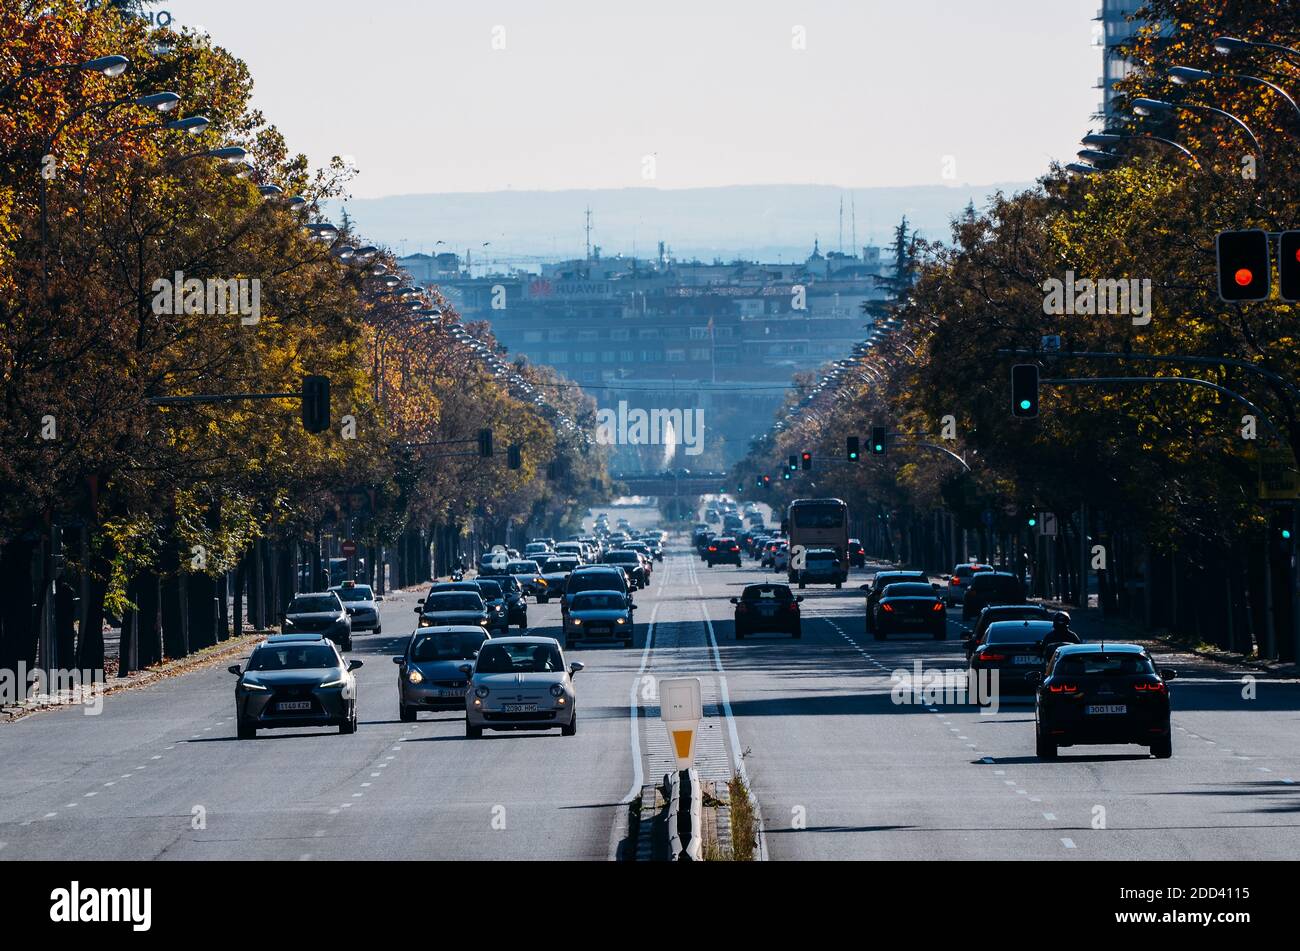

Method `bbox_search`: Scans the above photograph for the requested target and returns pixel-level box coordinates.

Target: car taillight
[788,601,799,611]
[881,603,894,613]
[951,577,961,586]
[931,602,944,612]
[708,546,717,552]
[731,546,740,552]
[1048,683,1078,693]
[979,651,1006,662]
[1135,682,1167,693]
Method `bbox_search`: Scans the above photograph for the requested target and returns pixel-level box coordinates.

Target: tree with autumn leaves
[739,0,1300,658]
[0,2,609,677]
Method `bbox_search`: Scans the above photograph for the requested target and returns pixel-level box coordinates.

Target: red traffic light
[1216,230,1270,302]
[1235,268,1254,286]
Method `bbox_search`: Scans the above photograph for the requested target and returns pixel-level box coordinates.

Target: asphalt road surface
[3,524,1298,860]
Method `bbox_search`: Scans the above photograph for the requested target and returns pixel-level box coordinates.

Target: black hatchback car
[969,619,1056,695]
[1033,643,1176,759]
[732,583,803,640]
[962,571,1026,620]
[872,581,946,639]
[861,570,928,633]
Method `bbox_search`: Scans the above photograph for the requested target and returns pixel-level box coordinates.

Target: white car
[772,543,791,572]
[463,636,583,737]
[946,563,993,606]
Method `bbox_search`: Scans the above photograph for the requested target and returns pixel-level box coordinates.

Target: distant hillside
[329,182,1035,263]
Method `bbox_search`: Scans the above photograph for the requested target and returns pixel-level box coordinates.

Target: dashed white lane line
[1044,813,1057,821]
[1061,838,1077,849]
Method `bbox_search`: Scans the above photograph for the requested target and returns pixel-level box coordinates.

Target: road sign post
[659,677,703,769]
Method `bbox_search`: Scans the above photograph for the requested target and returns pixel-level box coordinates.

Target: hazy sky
[167,0,1104,199]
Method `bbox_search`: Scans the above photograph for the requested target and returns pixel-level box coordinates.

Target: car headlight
[572,618,582,625]
[240,680,268,692]
[550,684,566,698]
[282,618,295,628]
[616,617,626,625]
[319,677,346,689]
[475,686,490,698]
[408,668,424,684]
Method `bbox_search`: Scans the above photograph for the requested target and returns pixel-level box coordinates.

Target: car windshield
[508,561,540,574]
[332,586,373,602]
[1053,653,1156,677]
[474,581,503,600]
[427,593,483,612]
[541,559,579,573]
[288,595,339,613]
[882,583,935,597]
[497,575,520,593]
[569,571,622,593]
[743,586,791,601]
[875,574,922,590]
[985,622,1053,644]
[572,594,626,610]
[247,644,339,671]
[410,630,488,662]
[476,642,564,674]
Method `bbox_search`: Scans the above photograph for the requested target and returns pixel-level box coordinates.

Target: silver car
[462,636,583,738]
[330,581,381,634]
[395,625,489,721]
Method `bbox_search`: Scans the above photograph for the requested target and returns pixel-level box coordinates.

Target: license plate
[502,703,537,714]
[277,700,311,711]
[437,689,462,698]
[1014,655,1039,665]
[1086,704,1127,715]
[587,626,609,634]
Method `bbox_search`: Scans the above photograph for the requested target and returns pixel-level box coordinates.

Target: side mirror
[227,664,242,676]
[1160,668,1178,681]
[729,597,739,604]
[392,655,404,665]
[569,661,585,674]
[1026,670,1043,685]
[858,583,870,591]
[932,583,942,591]
[348,660,363,671]
[413,606,423,614]
[629,604,638,611]
[458,663,474,676]
[795,595,805,603]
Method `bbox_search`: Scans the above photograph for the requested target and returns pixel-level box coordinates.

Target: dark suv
[706,536,742,567]
[962,571,1027,620]
[562,565,631,615]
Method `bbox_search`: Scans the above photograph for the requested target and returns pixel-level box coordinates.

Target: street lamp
[1081,131,1201,167]
[1213,36,1300,65]
[1168,65,1300,126]
[1129,97,1263,157]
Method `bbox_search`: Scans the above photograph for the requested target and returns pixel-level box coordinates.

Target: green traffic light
[1019,399,1032,410]
[1028,518,1037,527]
[1284,529,1293,540]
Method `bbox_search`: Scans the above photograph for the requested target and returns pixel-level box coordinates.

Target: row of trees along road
[735,0,1300,660]
[0,1,612,679]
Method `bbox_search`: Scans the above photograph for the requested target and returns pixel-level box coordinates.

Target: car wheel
[466,722,483,739]
[1036,731,1058,759]
[374,624,382,635]
[835,582,842,590]
[798,580,806,589]
[237,722,256,740]
[340,709,357,735]
[342,637,353,652]
[736,628,746,641]
[1151,735,1173,759]
[561,712,578,736]
[399,705,416,723]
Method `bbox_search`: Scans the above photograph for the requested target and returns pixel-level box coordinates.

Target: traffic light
[478,428,494,458]
[755,475,764,489]
[1280,232,1300,302]
[847,436,860,462]
[801,451,812,471]
[782,470,791,481]
[788,454,798,472]
[301,375,330,433]
[1011,364,1039,418]
[1027,516,1038,529]
[870,426,886,455]
[1271,510,1294,553]
[507,444,522,470]
[762,474,772,489]
[1216,229,1271,302]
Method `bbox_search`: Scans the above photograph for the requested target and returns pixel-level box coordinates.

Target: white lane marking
[1043,812,1057,821]
[621,582,664,805]
[1061,838,1076,849]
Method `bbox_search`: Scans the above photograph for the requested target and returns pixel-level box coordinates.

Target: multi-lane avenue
[2,517,1298,862]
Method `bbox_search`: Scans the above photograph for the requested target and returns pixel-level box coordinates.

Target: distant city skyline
[169,0,1103,200]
